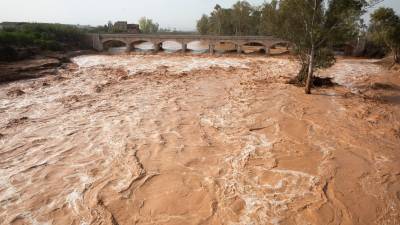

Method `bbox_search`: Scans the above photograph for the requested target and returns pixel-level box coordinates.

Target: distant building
[113,21,127,32]
[113,21,140,33]
[127,24,140,33]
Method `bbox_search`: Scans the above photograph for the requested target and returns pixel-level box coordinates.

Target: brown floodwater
[0,54,399,225]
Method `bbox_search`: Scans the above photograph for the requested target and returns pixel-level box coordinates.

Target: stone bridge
[89,34,289,54]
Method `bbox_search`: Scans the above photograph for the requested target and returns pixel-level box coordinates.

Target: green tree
[0,23,85,54]
[277,0,377,94]
[139,17,159,34]
[197,15,210,35]
[197,1,265,36]
[259,0,279,35]
[369,7,400,64]
[209,4,224,35]
[195,0,378,94]
[219,8,235,35]
[249,6,262,35]
[207,5,234,35]
[232,1,253,36]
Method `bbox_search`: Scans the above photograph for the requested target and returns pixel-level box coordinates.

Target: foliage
[0,46,18,61]
[197,15,210,35]
[89,25,110,33]
[275,0,374,93]
[362,39,387,58]
[208,5,234,35]
[259,0,279,35]
[323,0,367,46]
[138,17,159,34]
[369,7,400,63]
[0,23,85,51]
[198,1,261,35]
[232,1,254,35]
[196,0,383,93]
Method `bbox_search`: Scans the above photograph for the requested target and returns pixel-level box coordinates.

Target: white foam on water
[66,190,82,214]
[72,55,250,75]
[200,101,320,225]
[0,172,19,204]
[318,59,382,91]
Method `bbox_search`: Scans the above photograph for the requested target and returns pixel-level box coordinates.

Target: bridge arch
[186,40,209,52]
[214,40,240,46]
[129,40,155,51]
[268,41,292,55]
[128,39,154,45]
[242,41,266,47]
[212,41,239,53]
[101,39,129,52]
[156,40,185,52]
[241,42,267,54]
[269,41,290,48]
[101,38,129,45]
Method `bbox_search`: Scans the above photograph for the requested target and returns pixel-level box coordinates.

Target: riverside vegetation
[197,0,400,93]
[0,23,87,61]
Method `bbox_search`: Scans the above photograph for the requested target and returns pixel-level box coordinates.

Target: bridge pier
[265,47,270,55]
[92,34,103,51]
[209,44,215,55]
[154,43,162,52]
[98,43,104,52]
[236,45,242,54]
[125,45,132,53]
[182,43,187,53]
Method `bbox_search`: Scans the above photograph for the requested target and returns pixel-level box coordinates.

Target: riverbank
[0,50,96,83]
[0,54,399,225]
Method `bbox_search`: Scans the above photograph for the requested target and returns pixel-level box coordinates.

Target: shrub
[0,23,84,50]
[0,46,18,61]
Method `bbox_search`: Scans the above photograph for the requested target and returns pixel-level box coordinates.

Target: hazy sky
[1,0,399,31]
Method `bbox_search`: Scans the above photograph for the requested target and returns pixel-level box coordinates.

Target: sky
[0,0,399,31]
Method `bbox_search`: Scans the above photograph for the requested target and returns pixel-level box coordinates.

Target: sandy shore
[0,54,399,225]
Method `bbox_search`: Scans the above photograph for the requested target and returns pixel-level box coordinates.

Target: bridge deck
[98,34,279,41]
[90,33,288,54]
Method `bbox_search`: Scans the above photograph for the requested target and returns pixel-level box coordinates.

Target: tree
[369,7,400,64]
[208,4,234,35]
[249,6,263,35]
[107,21,113,33]
[277,0,377,94]
[195,0,379,94]
[259,0,279,35]
[139,17,159,34]
[232,1,253,36]
[196,1,266,36]
[197,15,209,35]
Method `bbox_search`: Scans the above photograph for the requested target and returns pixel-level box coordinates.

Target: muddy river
[0,54,399,225]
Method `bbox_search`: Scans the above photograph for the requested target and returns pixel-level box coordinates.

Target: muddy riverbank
[0,54,399,225]
[0,50,95,83]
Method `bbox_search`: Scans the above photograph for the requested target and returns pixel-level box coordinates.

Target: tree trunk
[394,48,400,64]
[305,45,315,94]
[297,63,308,83]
